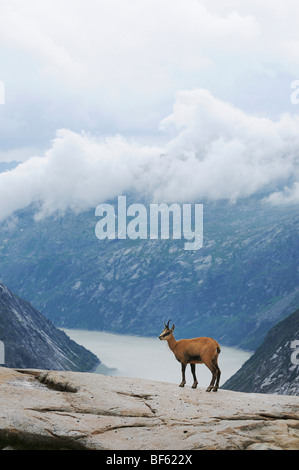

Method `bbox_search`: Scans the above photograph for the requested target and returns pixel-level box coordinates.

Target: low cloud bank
[1,89,298,222]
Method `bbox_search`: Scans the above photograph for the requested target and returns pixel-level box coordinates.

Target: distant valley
[0,198,298,350]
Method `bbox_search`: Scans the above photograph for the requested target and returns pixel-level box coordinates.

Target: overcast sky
[0,0,299,219]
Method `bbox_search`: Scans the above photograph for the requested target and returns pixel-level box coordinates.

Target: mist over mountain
[0,197,297,350]
[1,89,299,224]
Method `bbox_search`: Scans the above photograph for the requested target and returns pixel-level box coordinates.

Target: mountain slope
[222,308,299,395]
[0,282,100,371]
[0,198,298,349]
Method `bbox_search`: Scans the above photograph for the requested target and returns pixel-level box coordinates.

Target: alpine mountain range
[0,195,298,352]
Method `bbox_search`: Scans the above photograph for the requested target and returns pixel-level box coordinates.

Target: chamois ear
[172,324,175,331]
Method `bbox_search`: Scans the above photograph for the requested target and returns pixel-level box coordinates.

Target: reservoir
[63,329,252,386]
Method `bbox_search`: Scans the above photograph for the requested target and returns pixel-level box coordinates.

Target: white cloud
[0,1,83,83]
[2,0,299,151]
[0,88,298,223]
[155,89,299,202]
[0,147,41,163]
[0,0,260,86]
[0,0,262,143]
[265,182,299,205]
[1,1,299,219]
[0,130,164,221]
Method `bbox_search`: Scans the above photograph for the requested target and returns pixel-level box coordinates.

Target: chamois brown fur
[159,320,221,391]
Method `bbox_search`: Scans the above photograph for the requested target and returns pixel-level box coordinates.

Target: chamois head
[159,319,175,340]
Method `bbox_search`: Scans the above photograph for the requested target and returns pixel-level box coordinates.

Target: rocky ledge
[0,367,298,450]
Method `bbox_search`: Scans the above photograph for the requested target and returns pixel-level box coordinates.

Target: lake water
[63,329,252,387]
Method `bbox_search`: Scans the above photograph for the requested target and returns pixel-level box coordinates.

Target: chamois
[159,320,221,392]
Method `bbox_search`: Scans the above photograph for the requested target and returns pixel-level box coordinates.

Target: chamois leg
[179,363,186,387]
[206,364,217,392]
[212,357,221,392]
[190,364,198,389]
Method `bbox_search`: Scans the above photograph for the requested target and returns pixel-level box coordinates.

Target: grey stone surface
[0,367,298,450]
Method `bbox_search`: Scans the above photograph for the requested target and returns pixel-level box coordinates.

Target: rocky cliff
[0,367,298,450]
[0,282,99,371]
[222,308,299,395]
